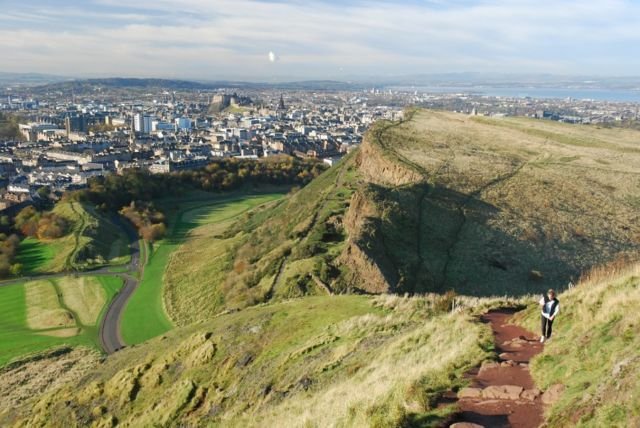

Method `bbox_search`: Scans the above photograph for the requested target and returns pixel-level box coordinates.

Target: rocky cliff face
[338,134,424,293]
[339,190,397,293]
[355,133,423,187]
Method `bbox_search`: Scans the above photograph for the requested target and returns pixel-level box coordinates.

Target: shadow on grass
[15,239,52,274]
[358,182,585,297]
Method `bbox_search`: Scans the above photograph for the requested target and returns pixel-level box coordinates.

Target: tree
[9,263,23,276]
[140,223,166,242]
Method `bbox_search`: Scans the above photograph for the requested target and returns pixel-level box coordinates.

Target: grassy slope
[360,110,640,296]
[162,153,359,325]
[515,263,640,427]
[121,192,287,345]
[15,202,130,274]
[164,193,286,326]
[15,237,55,274]
[0,276,123,366]
[3,294,497,427]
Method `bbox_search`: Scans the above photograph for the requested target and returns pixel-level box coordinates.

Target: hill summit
[162,108,640,325]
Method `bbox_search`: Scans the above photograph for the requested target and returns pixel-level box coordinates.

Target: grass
[58,276,109,325]
[15,237,55,274]
[121,191,287,345]
[514,261,640,427]
[353,109,640,296]
[0,275,123,367]
[14,202,131,274]
[24,280,76,330]
[3,294,497,427]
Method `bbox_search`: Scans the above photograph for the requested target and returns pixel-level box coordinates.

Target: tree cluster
[0,233,22,277]
[14,206,69,240]
[180,157,326,191]
[120,201,167,242]
[75,156,327,212]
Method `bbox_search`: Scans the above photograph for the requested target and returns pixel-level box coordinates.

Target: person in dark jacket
[540,289,560,343]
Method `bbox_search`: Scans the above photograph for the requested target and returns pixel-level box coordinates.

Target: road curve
[99,274,138,353]
[98,217,141,354]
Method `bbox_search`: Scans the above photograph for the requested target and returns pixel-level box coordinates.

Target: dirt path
[444,308,545,428]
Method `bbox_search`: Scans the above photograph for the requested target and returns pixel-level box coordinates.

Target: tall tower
[278,94,286,110]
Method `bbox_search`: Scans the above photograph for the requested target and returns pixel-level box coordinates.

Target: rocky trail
[442,308,563,428]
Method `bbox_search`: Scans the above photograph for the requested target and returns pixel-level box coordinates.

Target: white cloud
[0,0,639,79]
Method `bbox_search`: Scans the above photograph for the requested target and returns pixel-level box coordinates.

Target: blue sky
[1,0,639,80]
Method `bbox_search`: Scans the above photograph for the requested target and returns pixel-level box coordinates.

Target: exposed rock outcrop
[356,135,423,187]
[338,190,398,293]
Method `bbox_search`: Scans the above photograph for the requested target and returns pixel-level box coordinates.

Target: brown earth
[443,308,545,428]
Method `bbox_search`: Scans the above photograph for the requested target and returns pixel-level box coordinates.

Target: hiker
[540,289,560,343]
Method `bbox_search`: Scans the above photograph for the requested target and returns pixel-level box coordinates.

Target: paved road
[0,216,144,355]
[98,217,142,354]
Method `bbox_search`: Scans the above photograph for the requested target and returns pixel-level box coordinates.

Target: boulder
[450,423,485,428]
[457,387,482,399]
[521,389,542,401]
[541,384,566,404]
[498,352,511,360]
[478,361,500,375]
[482,385,524,400]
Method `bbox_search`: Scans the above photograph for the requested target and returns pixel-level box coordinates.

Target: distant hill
[31,78,363,94]
[0,72,72,87]
[33,78,212,92]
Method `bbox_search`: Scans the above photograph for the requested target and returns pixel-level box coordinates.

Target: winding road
[0,216,144,355]
[98,218,142,354]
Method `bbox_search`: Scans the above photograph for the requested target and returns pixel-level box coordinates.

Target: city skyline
[1,0,640,81]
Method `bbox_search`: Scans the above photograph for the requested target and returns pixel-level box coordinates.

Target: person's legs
[541,315,547,341]
[546,319,554,339]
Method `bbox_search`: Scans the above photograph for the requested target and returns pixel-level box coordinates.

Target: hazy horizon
[2,0,640,81]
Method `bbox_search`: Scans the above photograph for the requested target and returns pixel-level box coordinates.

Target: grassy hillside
[158,109,640,327]
[0,294,503,427]
[515,261,640,427]
[121,192,286,344]
[16,202,130,273]
[355,109,640,296]
[0,276,123,366]
[160,152,359,325]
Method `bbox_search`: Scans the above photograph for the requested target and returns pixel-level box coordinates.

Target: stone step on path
[457,384,541,402]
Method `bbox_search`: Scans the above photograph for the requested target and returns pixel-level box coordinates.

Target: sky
[1,0,639,81]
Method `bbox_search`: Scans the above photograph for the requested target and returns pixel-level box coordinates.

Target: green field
[14,202,131,274]
[0,275,123,366]
[120,192,286,345]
